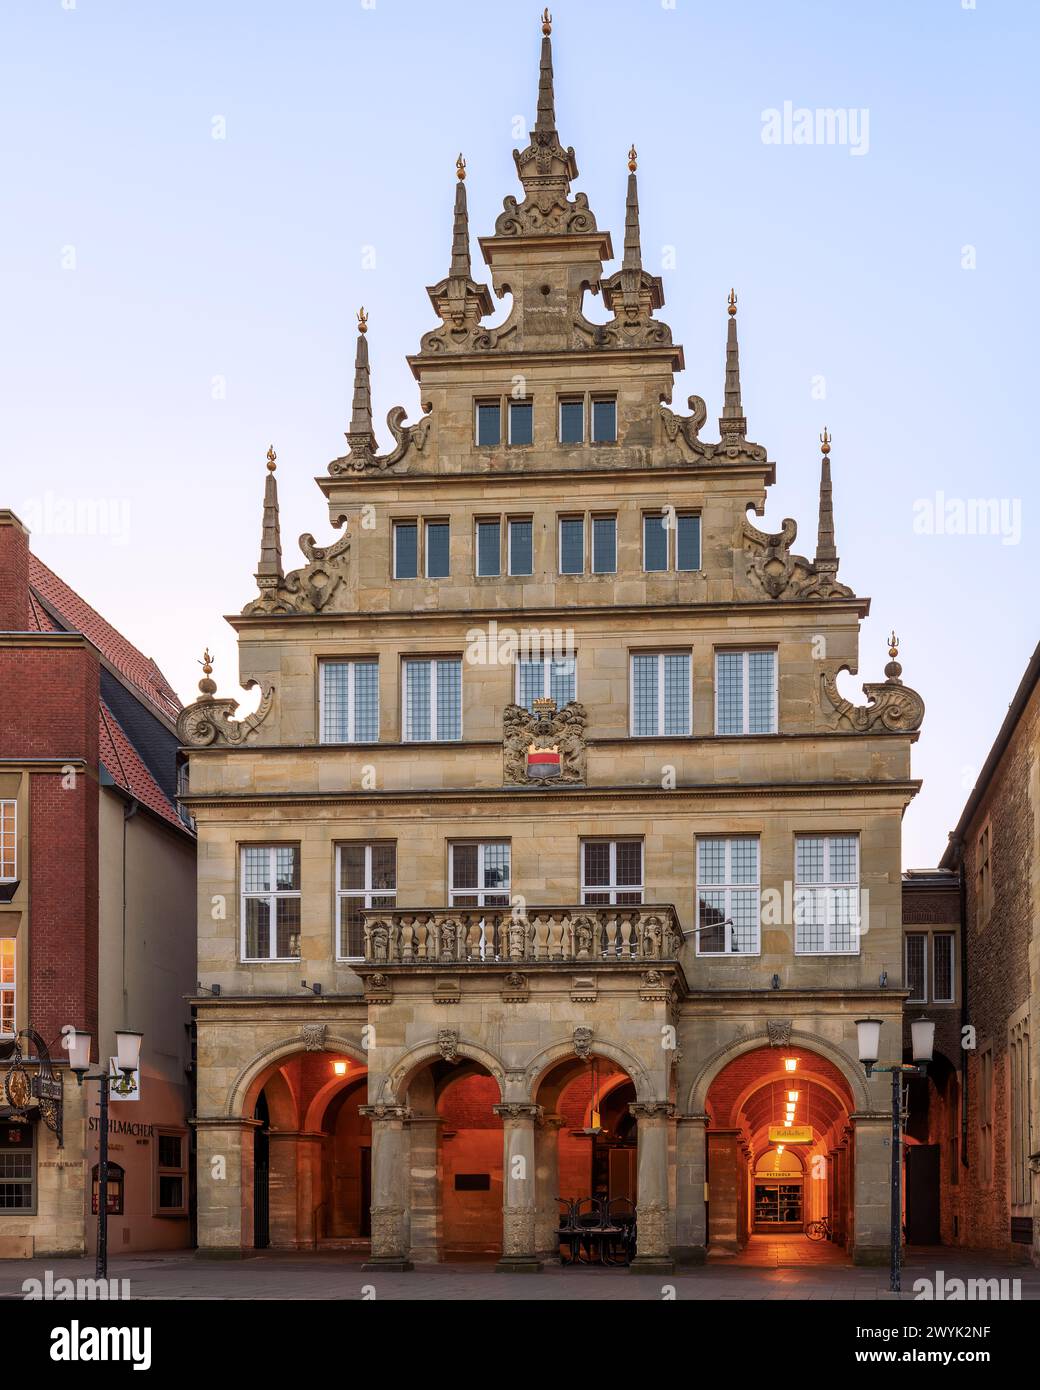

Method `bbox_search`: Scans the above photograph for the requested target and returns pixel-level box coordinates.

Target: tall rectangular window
[559,398,584,443]
[241,846,301,961]
[393,522,418,579]
[933,932,955,1003]
[476,401,501,446]
[559,517,584,574]
[155,1132,188,1214]
[715,649,777,734]
[581,840,643,905]
[905,933,927,1003]
[450,842,511,906]
[0,1120,34,1211]
[337,843,396,959]
[631,653,691,736]
[676,514,701,571]
[591,515,616,574]
[0,802,15,882]
[978,1045,994,1186]
[591,397,617,443]
[643,514,669,572]
[696,837,761,955]
[402,658,462,741]
[508,518,533,576]
[508,400,533,445]
[794,835,860,954]
[1009,1016,1031,1207]
[976,824,992,926]
[517,654,576,711]
[425,521,450,578]
[476,520,501,577]
[0,940,14,1035]
[320,660,379,743]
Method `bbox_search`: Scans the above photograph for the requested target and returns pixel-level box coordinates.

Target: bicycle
[805,1217,831,1241]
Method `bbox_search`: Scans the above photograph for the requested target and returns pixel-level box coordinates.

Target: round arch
[687,1030,871,1115]
[525,1038,657,1105]
[226,1034,369,1119]
[304,1070,368,1133]
[381,1038,508,1104]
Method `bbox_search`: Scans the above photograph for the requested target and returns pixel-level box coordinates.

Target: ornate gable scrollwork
[821,634,925,733]
[243,529,352,615]
[177,652,275,748]
[328,404,432,477]
[743,512,855,601]
[503,698,587,785]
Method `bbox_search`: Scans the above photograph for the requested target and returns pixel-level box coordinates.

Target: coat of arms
[503,697,587,785]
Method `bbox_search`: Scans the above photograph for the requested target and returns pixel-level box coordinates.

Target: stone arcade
[181,14,925,1271]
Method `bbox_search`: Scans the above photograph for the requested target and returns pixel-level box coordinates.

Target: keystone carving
[503,699,587,785]
[437,1029,459,1064]
[177,679,275,748]
[767,1019,793,1047]
[301,1024,327,1053]
[573,1027,593,1060]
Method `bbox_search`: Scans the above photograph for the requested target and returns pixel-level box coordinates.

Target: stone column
[706,1128,741,1254]
[674,1113,708,1264]
[194,1116,258,1256]
[850,1113,890,1265]
[494,1102,542,1272]
[360,1104,412,1271]
[534,1112,565,1265]
[267,1130,302,1248]
[630,1102,676,1273]
[406,1113,443,1265]
[295,1132,325,1247]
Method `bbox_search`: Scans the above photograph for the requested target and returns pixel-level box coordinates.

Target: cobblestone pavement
[2,1246,1037,1300]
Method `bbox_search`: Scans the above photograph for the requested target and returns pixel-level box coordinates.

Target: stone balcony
[361,904,684,966]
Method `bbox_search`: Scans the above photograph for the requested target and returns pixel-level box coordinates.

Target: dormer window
[591,396,617,444]
[508,400,534,446]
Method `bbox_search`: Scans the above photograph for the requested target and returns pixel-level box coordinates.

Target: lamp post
[68,1027,143,1280]
[854,1015,934,1292]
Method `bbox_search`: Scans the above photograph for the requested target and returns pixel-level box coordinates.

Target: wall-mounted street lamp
[855,1016,934,1293]
[68,1027,143,1280]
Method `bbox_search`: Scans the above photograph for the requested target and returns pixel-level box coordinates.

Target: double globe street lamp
[66,1027,143,1280]
[854,1015,935,1293]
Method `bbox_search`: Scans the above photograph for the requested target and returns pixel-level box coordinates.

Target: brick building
[0,510,196,1257]
[936,642,1040,1263]
[180,14,927,1270]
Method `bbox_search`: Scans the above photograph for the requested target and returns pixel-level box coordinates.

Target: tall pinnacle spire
[815,428,839,569]
[420,155,493,353]
[535,7,557,135]
[347,308,375,450]
[450,154,472,279]
[601,145,666,335]
[718,290,748,442]
[254,445,283,590]
[622,145,642,272]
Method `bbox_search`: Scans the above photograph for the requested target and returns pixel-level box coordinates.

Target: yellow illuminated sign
[768,1125,813,1144]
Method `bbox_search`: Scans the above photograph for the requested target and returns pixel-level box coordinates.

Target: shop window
[91,1162,124,1216]
[155,1131,188,1215]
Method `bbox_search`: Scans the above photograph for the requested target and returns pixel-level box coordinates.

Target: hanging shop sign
[0,1029,64,1147]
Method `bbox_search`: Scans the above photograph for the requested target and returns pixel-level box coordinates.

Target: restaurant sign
[768,1125,813,1145]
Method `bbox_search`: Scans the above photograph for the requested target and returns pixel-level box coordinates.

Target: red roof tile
[28,553,182,723]
[99,701,187,832]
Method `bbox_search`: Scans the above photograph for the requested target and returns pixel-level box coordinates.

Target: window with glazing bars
[631,652,691,736]
[476,401,501,446]
[591,515,616,573]
[559,517,584,574]
[932,931,955,1003]
[559,398,584,443]
[581,840,643,905]
[794,835,860,954]
[0,1121,34,1211]
[320,660,379,743]
[425,521,450,578]
[0,802,15,881]
[591,397,617,443]
[715,649,777,734]
[643,513,669,571]
[696,838,760,954]
[905,933,927,1002]
[0,940,14,1036]
[241,845,301,960]
[507,518,533,575]
[393,522,418,579]
[449,842,511,906]
[509,400,533,445]
[476,520,501,577]
[337,843,396,959]
[516,653,576,711]
[402,658,462,741]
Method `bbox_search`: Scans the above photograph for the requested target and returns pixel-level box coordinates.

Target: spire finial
[542,7,552,35]
[346,307,376,454]
[628,144,637,173]
[621,150,644,274]
[198,649,217,697]
[255,443,283,584]
[728,287,737,317]
[885,632,903,683]
[719,289,747,441]
[814,427,838,568]
[449,158,474,279]
[535,9,557,134]
[266,444,277,472]
[820,426,831,455]
[357,306,368,334]
[456,153,466,180]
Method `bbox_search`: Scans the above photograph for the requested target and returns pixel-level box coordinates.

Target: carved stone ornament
[369,1205,408,1257]
[301,1024,327,1053]
[502,971,529,1003]
[573,1027,593,1060]
[766,1019,793,1048]
[821,667,925,733]
[743,513,855,601]
[659,397,767,464]
[437,1029,460,1064]
[177,679,275,748]
[243,529,352,615]
[328,405,432,477]
[503,699,587,785]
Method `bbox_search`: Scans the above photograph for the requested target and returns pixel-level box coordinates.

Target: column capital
[676,1112,709,1127]
[359,1103,411,1122]
[537,1111,566,1131]
[493,1102,542,1121]
[192,1115,262,1132]
[629,1101,675,1120]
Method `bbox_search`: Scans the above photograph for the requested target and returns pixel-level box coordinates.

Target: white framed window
[154,1131,188,1215]
[507,518,533,576]
[0,939,15,1035]
[240,845,301,961]
[516,653,576,711]
[715,649,777,734]
[581,840,643,905]
[0,1117,34,1211]
[905,932,927,1002]
[558,516,584,574]
[696,837,760,955]
[319,660,379,743]
[402,658,462,741]
[449,842,510,907]
[932,931,955,1003]
[794,835,860,954]
[476,519,501,577]
[0,801,15,881]
[337,843,396,960]
[630,652,691,736]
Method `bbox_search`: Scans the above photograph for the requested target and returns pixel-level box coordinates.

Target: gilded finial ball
[820,427,831,456]
[727,288,737,316]
[266,444,277,472]
[628,144,638,172]
[542,7,552,36]
[357,306,368,334]
[888,631,899,660]
[198,648,217,696]
[456,153,466,180]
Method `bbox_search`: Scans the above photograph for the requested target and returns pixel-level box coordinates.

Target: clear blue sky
[1,0,1035,867]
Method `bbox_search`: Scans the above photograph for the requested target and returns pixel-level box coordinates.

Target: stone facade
[184,16,924,1269]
